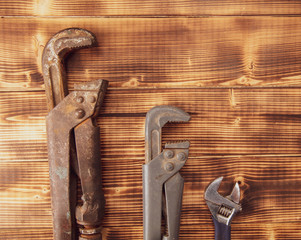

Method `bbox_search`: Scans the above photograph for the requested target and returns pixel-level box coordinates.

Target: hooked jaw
[145,105,191,163]
[42,28,97,111]
[204,177,242,226]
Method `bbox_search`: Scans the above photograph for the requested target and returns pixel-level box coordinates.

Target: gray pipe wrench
[204,177,242,240]
[143,105,191,240]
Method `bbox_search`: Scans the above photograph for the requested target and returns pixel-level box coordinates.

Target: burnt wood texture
[1,1,301,240]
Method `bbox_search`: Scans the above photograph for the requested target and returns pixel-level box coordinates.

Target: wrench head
[145,105,191,163]
[42,28,97,111]
[204,177,242,226]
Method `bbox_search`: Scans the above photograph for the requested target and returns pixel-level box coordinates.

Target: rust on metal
[42,28,107,240]
[42,28,96,112]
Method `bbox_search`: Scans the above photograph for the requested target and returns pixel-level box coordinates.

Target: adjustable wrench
[204,177,242,240]
[42,28,107,240]
[143,105,191,240]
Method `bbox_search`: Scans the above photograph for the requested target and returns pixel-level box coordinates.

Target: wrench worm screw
[218,205,233,218]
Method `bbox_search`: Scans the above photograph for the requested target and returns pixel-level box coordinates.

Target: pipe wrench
[204,177,242,240]
[42,28,107,240]
[143,105,191,240]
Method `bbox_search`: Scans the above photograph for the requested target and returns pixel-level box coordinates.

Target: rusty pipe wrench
[42,28,107,240]
[143,105,190,240]
[204,177,242,240]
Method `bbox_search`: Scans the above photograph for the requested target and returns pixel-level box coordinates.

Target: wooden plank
[0,91,47,161]
[2,223,301,240]
[1,154,301,239]
[1,229,53,240]
[2,17,301,91]
[1,0,301,16]
[0,162,52,227]
[3,88,301,163]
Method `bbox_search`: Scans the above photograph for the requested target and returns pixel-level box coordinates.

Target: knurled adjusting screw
[165,162,174,171]
[177,152,186,161]
[165,150,174,159]
[75,108,85,119]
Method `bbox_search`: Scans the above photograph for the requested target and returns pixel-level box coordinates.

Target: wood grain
[2,17,301,91]
[3,88,301,162]
[3,223,301,240]
[1,88,301,239]
[1,0,301,16]
[2,3,301,238]
[1,154,301,240]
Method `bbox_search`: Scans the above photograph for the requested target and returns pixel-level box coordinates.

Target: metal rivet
[75,109,85,119]
[165,162,174,171]
[177,152,186,161]
[76,96,84,103]
[165,150,174,159]
[88,95,96,103]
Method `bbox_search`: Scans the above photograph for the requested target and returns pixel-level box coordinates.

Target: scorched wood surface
[1,1,301,240]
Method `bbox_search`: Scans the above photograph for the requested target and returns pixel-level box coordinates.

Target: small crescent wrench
[204,177,242,240]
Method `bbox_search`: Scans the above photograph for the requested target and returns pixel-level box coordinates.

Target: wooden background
[1,1,301,239]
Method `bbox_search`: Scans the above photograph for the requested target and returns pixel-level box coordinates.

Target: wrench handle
[213,217,231,240]
[163,172,184,240]
[74,118,105,238]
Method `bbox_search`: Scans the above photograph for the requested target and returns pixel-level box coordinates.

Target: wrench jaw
[143,105,190,240]
[145,105,191,164]
[42,28,97,112]
[204,177,242,226]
